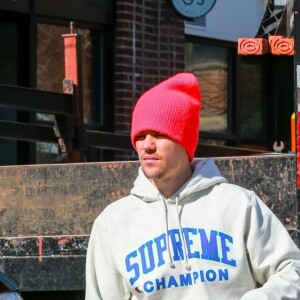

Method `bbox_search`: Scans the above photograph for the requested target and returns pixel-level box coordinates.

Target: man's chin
[142,168,164,180]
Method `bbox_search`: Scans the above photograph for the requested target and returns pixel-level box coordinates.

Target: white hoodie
[85,158,300,300]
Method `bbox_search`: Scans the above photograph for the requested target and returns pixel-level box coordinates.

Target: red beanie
[131,72,201,160]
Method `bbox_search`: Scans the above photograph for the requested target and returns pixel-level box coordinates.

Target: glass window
[239,58,264,140]
[0,21,18,165]
[35,23,106,163]
[36,23,102,123]
[185,38,293,153]
[185,42,228,133]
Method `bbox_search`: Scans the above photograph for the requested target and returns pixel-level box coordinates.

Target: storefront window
[0,22,18,165]
[185,42,228,133]
[36,23,99,123]
[36,23,105,163]
[185,38,293,152]
[239,59,264,140]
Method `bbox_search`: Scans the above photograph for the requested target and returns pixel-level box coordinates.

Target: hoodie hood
[130,158,227,204]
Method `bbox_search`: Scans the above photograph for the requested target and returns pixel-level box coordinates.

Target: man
[85,73,300,299]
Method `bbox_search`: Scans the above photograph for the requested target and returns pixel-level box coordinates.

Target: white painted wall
[185,0,269,42]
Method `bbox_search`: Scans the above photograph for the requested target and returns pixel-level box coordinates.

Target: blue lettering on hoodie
[154,234,167,266]
[139,240,155,274]
[142,268,229,294]
[183,228,200,259]
[219,232,237,267]
[125,227,236,286]
[199,229,220,262]
[125,250,140,285]
[168,229,184,261]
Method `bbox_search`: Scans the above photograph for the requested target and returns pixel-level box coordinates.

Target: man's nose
[143,134,156,150]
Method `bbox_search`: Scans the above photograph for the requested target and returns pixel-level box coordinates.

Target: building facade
[0,0,294,165]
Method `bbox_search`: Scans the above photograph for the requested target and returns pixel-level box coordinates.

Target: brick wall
[114,0,185,135]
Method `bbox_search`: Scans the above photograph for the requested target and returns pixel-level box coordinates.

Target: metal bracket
[53,119,67,153]
[273,141,285,152]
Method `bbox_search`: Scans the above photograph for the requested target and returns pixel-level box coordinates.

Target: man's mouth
[143,155,159,161]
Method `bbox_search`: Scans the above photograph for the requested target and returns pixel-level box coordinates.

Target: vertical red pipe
[291,113,296,152]
[62,23,85,162]
[63,32,79,86]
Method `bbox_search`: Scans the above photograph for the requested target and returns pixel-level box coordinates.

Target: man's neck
[151,166,193,198]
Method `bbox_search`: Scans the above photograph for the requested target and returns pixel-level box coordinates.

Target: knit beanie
[131,72,201,160]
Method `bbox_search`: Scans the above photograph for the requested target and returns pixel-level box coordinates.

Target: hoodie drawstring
[175,195,191,271]
[160,194,191,271]
[161,194,175,269]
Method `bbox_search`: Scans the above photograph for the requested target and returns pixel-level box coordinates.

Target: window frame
[184,35,291,152]
[185,35,237,146]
